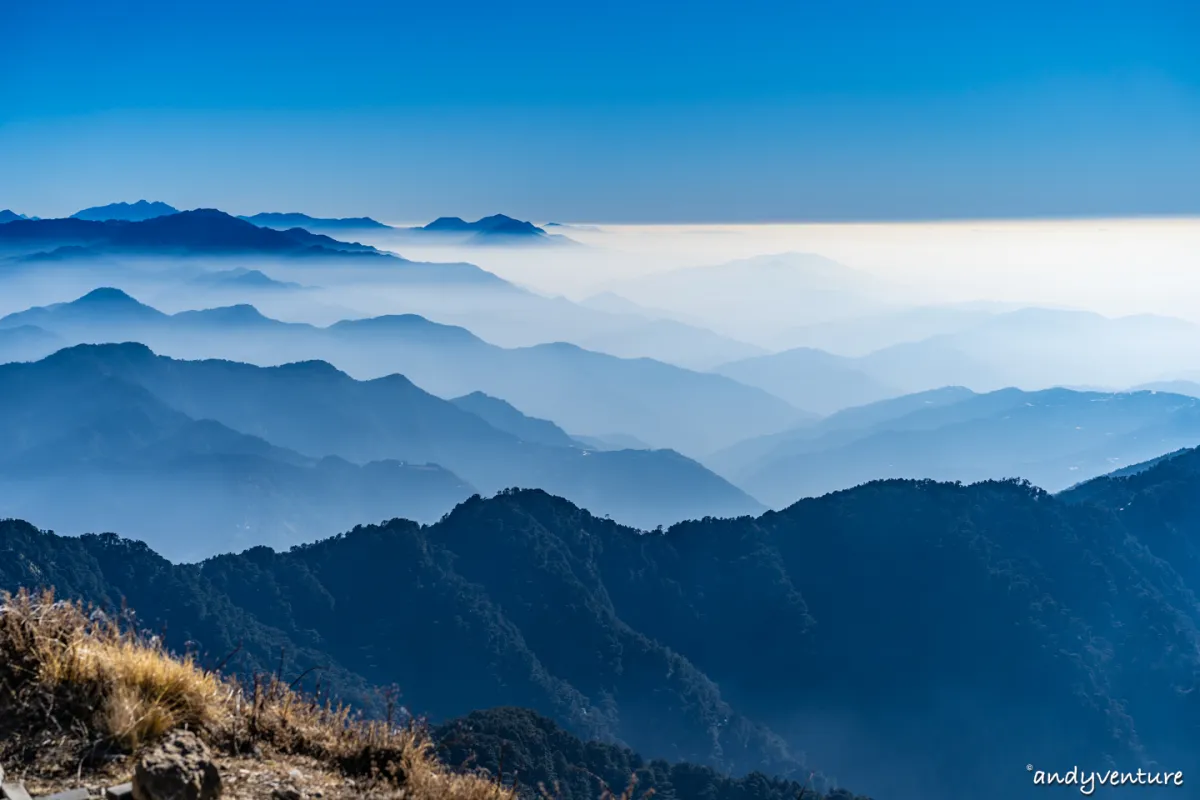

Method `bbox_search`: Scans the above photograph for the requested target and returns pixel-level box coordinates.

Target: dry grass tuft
[0,588,514,800]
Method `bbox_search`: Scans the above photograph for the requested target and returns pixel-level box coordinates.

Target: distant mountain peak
[271,359,348,378]
[43,341,158,367]
[240,212,389,230]
[175,304,272,325]
[422,216,471,231]
[75,286,140,305]
[422,214,547,237]
[71,200,179,222]
[62,287,164,319]
[327,314,483,344]
[0,287,165,330]
[189,268,303,290]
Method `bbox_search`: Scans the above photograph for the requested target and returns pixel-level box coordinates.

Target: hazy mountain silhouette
[0,290,804,456]
[409,214,577,246]
[6,468,1200,799]
[71,200,180,221]
[0,343,762,545]
[189,267,304,290]
[570,433,655,451]
[0,324,64,364]
[0,209,32,223]
[0,351,475,559]
[713,347,899,414]
[842,308,1200,393]
[714,386,1200,507]
[2,286,169,329]
[709,387,978,478]
[1132,379,1200,398]
[450,391,580,448]
[0,209,383,259]
[542,221,602,231]
[423,214,545,235]
[576,314,765,371]
[240,212,391,232]
[809,385,978,433]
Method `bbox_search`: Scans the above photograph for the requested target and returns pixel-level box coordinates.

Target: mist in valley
[4,208,1200,800]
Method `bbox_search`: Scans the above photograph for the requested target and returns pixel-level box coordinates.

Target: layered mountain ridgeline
[0,209,36,223]
[188,266,305,290]
[0,343,477,559]
[71,199,180,221]
[450,391,582,448]
[0,291,804,456]
[239,211,392,231]
[738,306,1200,398]
[0,343,761,557]
[712,385,1200,507]
[0,323,64,363]
[6,464,1200,799]
[712,346,900,415]
[0,208,384,259]
[415,214,576,246]
[237,210,577,246]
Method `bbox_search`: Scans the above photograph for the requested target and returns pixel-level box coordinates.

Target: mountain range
[238,211,391,232]
[712,346,900,414]
[709,305,1200,408]
[239,210,575,247]
[188,266,305,291]
[0,211,766,369]
[6,452,1200,799]
[71,200,180,221]
[0,342,764,557]
[415,214,575,246]
[0,289,806,456]
[0,208,383,260]
[711,385,1200,507]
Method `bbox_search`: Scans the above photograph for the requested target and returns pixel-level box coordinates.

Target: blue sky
[2,0,1198,222]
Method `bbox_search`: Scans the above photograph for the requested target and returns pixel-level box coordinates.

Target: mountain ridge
[71,199,179,221]
[5,463,1200,799]
[0,289,804,456]
[0,342,765,552]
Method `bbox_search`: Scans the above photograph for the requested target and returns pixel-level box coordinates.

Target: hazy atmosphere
[3,2,1200,800]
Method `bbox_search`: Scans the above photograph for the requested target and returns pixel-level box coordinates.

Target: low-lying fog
[5,213,1200,544]
[364,216,1200,319]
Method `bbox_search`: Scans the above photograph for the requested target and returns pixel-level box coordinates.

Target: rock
[1,781,32,800]
[42,790,90,800]
[132,731,221,800]
[105,784,134,799]
[270,789,302,800]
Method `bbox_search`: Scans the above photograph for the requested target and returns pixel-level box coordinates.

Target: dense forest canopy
[6,451,1200,798]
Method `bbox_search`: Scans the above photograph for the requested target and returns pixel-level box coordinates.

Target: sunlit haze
[5,3,1200,800]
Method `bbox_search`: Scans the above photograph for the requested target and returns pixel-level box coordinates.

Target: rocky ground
[4,732,416,800]
[0,592,508,800]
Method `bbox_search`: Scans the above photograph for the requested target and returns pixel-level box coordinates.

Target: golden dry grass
[0,588,514,800]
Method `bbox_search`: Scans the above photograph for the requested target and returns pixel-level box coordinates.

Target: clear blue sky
[3,0,1198,222]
